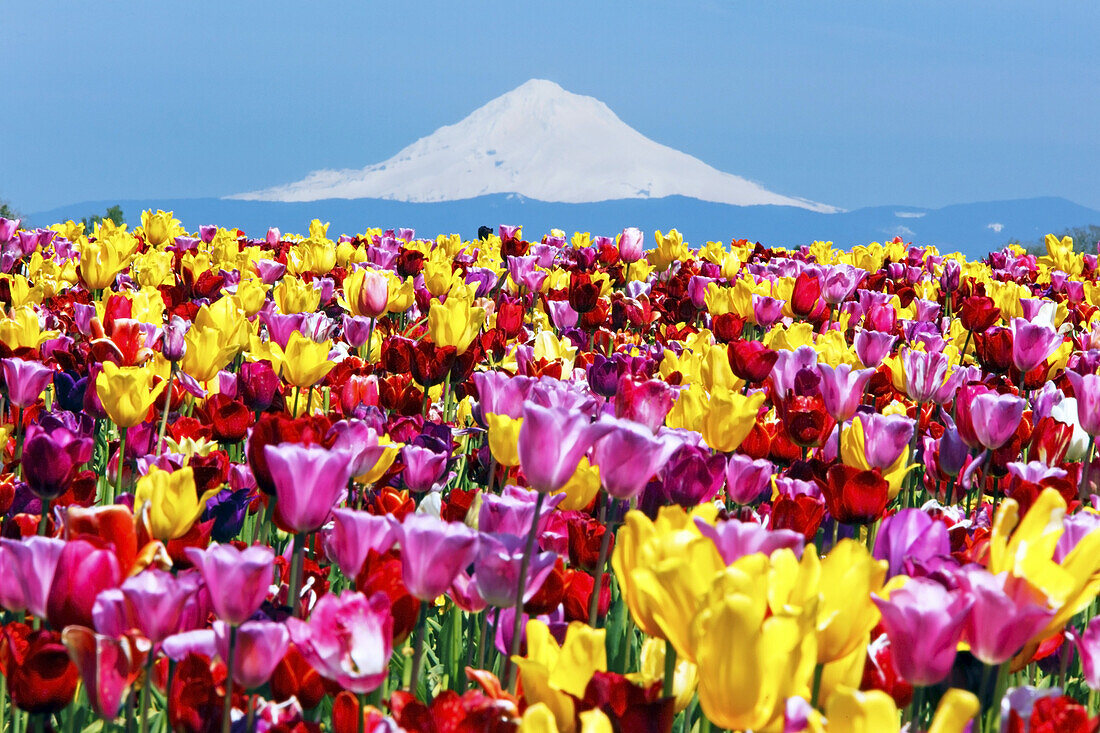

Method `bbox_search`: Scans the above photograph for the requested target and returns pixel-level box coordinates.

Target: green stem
[506,490,547,692]
[662,639,677,699]
[407,599,429,694]
[358,692,367,733]
[287,533,305,617]
[811,663,824,709]
[156,363,176,454]
[221,625,237,733]
[37,497,49,537]
[114,429,127,503]
[589,497,617,627]
[138,654,154,733]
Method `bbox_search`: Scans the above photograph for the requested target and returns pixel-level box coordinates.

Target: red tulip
[62,626,149,719]
[0,623,79,714]
[958,295,1001,333]
[822,465,889,525]
[728,340,778,383]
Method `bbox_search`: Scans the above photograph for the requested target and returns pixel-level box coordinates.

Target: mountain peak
[231,79,836,212]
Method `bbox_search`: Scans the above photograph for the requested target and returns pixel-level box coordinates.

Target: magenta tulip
[589,418,678,500]
[817,363,875,422]
[969,392,1027,450]
[46,539,122,629]
[264,443,355,533]
[92,569,200,644]
[956,567,1053,665]
[619,227,643,263]
[286,590,393,694]
[1010,317,1062,373]
[873,578,972,686]
[1065,371,1100,436]
[872,509,950,579]
[2,357,54,408]
[725,453,773,505]
[694,517,804,564]
[322,508,397,578]
[857,413,916,469]
[901,348,950,404]
[0,536,65,617]
[214,619,290,689]
[854,329,897,368]
[1068,616,1100,690]
[387,512,480,601]
[399,444,449,492]
[517,402,611,493]
[62,626,148,720]
[184,543,273,626]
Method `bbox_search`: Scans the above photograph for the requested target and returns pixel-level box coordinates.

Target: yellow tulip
[989,488,1100,642]
[817,540,887,664]
[134,467,219,542]
[0,306,57,350]
[552,457,601,511]
[665,383,708,432]
[181,325,238,383]
[275,276,321,314]
[423,257,456,297]
[79,233,130,290]
[629,637,699,712]
[428,295,486,355]
[485,413,523,467]
[824,686,899,733]
[650,229,689,270]
[513,620,607,733]
[700,389,765,453]
[139,209,179,247]
[926,689,980,733]
[95,361,166,428]
[388,277,416,313]
[282,332,336,388]
[132,250,174,288]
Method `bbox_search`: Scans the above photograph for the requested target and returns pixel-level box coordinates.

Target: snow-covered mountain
[230,79,836,213]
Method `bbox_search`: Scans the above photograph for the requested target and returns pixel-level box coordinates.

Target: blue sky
[4,1,1099,214]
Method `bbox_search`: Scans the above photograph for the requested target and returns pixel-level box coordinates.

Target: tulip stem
[37,498,49,537]
[408,599,429,695]
[156,362,176,454]
[662,639,677,699]
[114,430,127,503]
[589,497,619,628]
[1080,436,1096,501]
[475,609,490,671]
[811,663,824,709]
[358,692,367,733]
[506,490,547,693]
[287,532,305,617]
[221,624,237,733]
[138,654,154,733]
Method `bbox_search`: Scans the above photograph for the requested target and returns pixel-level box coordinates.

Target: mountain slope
[231,79,835,213]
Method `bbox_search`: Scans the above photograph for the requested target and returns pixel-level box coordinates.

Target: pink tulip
[399,444,449,493]
[817,363,875,422]
[1,357,54,408]
[619,227,643,263]
[969,392,1026,450]
[474,533,557,608]
[92,569,200,644]
[517,402,612,493]
[386,512,479,601]
[854,329,897,368]
[214,620,289,689]
[47,539,122,629]
[901,348,950,404]
[184,543,273,626]
[1068,616,1100,690]
[0,536,65,617]
[1010,317,1062,373]
[613,376,676,433]
[957,567,1053,665]
[752,294,784,329]
[725,454,773,505]
[322,508,397,578]
[286,590,393,694]
[589,418,678,500]
[873,578,972,686]
[694,517,804,564]
[264,443,355,534]
[62,626,149,720]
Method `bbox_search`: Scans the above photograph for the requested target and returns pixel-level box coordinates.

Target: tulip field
[2,210,1100,732]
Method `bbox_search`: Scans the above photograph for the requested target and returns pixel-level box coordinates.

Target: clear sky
[3,1,1099,214]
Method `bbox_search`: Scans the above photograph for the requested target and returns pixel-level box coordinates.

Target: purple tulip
[387,513,479,601]
[695,517,804,564]
[22,422,94,500]
[322,508,397,578]
[0,217,18,244]
[901,349,950,404]
[184,543,273,626]
[92,569,200,644]
[263,443,355,533]
[771,346,818,399]
[1010,318,1062,373]
[400,444,449,493]
[162,315,190,362]
[873,578,972,686]
[474,533,557,608]
[857,412,916,469]
[472,372,534,421]
[0,536,65,617]
[752,295,784,329]
[589,418,678,500]
[817,364,875,422]
[969,392,1027,450]
[215,619,289,689]
[1,357,54,408]
[262,312,306,349]
[286,590,393,694]
[660,445,726,507]
[956,567,1053,665]
[725,453,773,505]
[872,510,950,579]
[478,485,564,536]
[518,402,612,493]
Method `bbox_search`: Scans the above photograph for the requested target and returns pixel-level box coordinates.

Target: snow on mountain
[230,79,837,213]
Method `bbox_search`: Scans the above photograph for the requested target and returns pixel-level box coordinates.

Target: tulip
[95,361,166,428]
[1010,317,1062,374]
[475,533,558,608]
[22,422,93,500]
[700,389,766,453]
[823,465,889,525]
[282,331,336,388]
[619,227,644,263]
[133,466,219,542]
[486,413,523,468]
[817,363,875,423]
[589,418,678,500]
[322,508,397,578]
[2,357,53,407]
[854,329,897,368]
[1067,616,1100,691]
[614,376,676,433]
[286,590,393,694]
[264,442,354,534]
[659,445,726,508]
[1065,370,1100,437]
[400,443,449,492]
[345,266,390,318]
[61,626,148,720]
[427,293,486,355]
[872,509,950,579]
[872,578,972,686]
[46,538,123,629]
[387,512,479,601]
[184,543,273,626]
[694,517,804,564]
[1,624,79,714]
[956,567,1053,665]
[724,453,772,505]
[0,536,65,617]
[969,392,1026,450]
[518,403,611,493]
[214,619,290,689]
[512,620,607,732]
[181,324,238,383]
[93,569,200,644]
[727,340,779,383]
[901,348,951,404]
[817,540,887,664]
